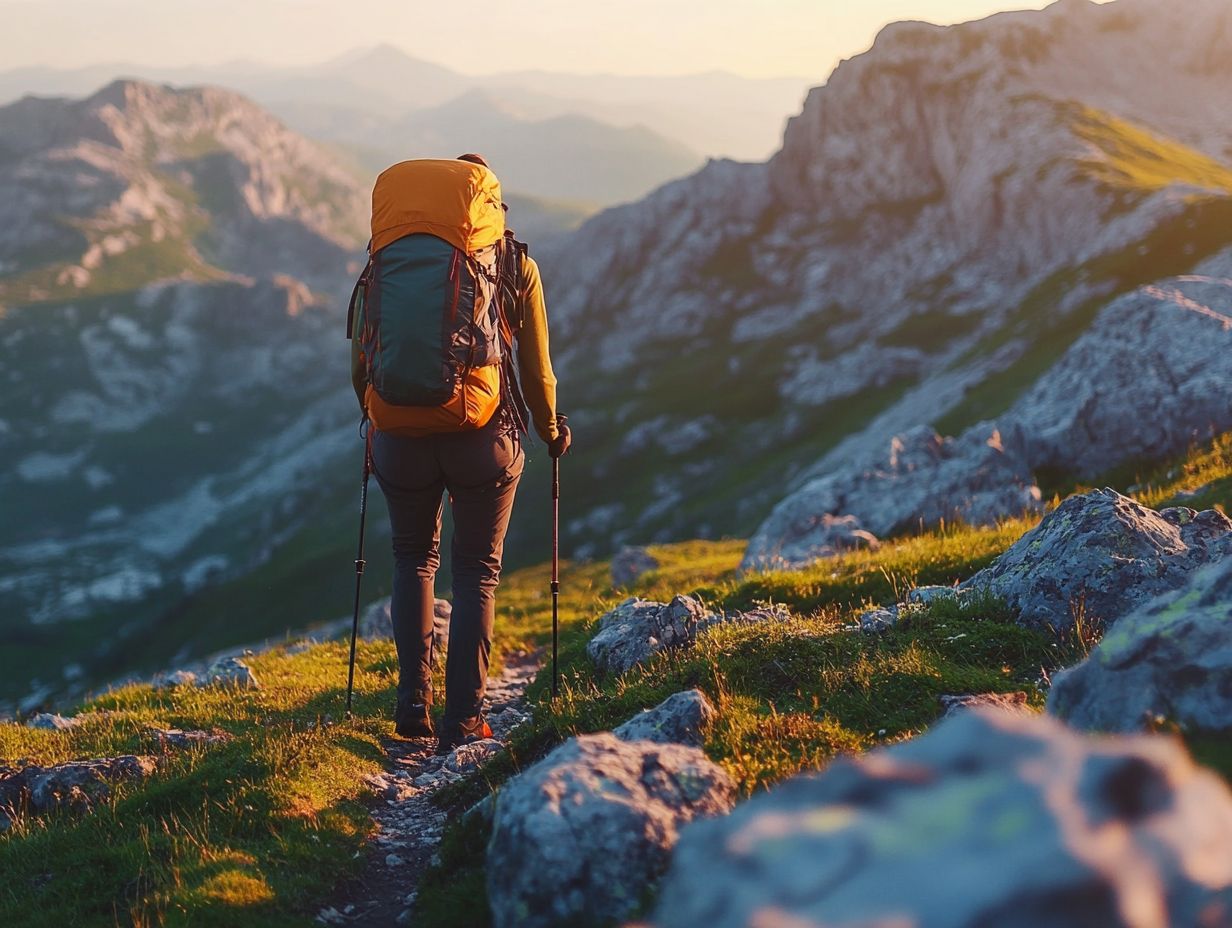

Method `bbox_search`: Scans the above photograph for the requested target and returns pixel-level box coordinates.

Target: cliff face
[535,0,1232,556]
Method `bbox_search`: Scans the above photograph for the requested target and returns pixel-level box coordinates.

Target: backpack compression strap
[496,232,532,437]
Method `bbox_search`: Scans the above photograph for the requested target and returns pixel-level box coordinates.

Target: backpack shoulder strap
[495,230,532,438]
[498,231,529,335]
[345,252,374,340]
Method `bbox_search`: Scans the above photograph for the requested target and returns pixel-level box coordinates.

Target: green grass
[1074,107,1232,196]
[1042,432,1232,516]
[0,643,394,927]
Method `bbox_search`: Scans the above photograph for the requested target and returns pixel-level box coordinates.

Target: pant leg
[371,429,446,702]
[438,423,525,723]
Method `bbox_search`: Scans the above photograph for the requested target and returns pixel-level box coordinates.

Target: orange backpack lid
[370,159,505,255]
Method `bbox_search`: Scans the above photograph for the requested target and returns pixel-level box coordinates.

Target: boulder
[0,755,158,829]
[486,733,735,928]
[611,546,661,589]
[359,596,452,654]
[586,595,719,675]
[858,606,898,633]
[586,597,790,675]
[613,689,717,747]
[203,657,260,690]
[743,425,1042,571]
[1048,555,1232,734]
[650,710,1232,928]
[1003,270,1232,478]
[963,489,1231,631]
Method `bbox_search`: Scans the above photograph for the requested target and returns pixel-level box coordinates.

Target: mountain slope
[0,79,366,307]
[533,0,1232,558]
[0,80,371,711]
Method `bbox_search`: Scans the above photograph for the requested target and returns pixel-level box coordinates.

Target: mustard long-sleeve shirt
[351,253,559,442]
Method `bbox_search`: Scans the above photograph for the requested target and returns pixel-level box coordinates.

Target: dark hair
[457,153,489,167]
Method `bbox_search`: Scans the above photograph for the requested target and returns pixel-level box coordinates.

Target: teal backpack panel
[368,235,455,406]
[349,232,508,410]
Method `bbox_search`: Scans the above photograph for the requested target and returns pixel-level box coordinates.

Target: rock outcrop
[743,425,1041,571]
[610,546,660,589]
[0,755,158,830]
[1048,554,1232,734]
[486,733,735,928]
[25,713,83,731]
[586,596,791,675]
[1004,267,1232,478]
[613,689,717,747]
[203,657,260,690]
[963,489,1231,631]
[650,709,1232,928]
[586,595,720,675]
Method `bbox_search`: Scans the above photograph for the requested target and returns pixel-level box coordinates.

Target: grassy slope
[3,433,1228,927]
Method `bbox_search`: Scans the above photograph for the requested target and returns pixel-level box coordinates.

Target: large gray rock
[586,597,790,675]
[1004,270,1232,478]
[1048,554,1232,734]
[0,755,158,829]
[650,709,1232,928]
[613,689,717,747]
[743,425,1042,571]
[203,657,260,690]
[486,732,735,928]
[611,546,661,589]
[963,489,1231,631]
[586,595,719,675]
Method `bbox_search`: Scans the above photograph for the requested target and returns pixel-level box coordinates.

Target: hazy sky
[3,0,1111,79]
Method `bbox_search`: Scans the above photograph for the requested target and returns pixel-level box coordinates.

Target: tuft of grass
[1074,107,1232,196]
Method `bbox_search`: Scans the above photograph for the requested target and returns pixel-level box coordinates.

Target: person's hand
[549,415,571,458]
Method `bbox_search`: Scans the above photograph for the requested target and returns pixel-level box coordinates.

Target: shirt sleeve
[515,255,559,443]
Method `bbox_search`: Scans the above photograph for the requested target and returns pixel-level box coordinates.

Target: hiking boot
[434,715,493,755]
[394,693,434,739]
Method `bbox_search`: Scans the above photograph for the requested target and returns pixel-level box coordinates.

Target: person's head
[457,153,489,168]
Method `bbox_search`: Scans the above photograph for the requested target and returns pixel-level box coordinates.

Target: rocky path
[317,654,540,928]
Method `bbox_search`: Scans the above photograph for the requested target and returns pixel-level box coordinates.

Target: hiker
[348,154,570,753]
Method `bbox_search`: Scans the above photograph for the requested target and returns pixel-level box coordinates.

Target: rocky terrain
[2,418,1231,926]
[3,5,1232,922]
[535,0,1232,560]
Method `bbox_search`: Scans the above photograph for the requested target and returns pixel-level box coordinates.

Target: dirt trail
[318,654,540,927]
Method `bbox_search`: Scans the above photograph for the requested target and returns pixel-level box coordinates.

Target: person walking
[348,153,570,753]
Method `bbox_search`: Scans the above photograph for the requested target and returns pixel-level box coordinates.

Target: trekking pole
[551,455,560,700]
[345,426,373,718]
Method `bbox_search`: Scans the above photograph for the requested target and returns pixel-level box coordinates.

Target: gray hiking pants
[371,416,524,724]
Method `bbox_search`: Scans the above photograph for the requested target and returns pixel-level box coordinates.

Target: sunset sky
[2,0,1113,80]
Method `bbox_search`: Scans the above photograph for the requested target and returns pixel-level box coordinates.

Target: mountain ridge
[534,0,1232,557]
